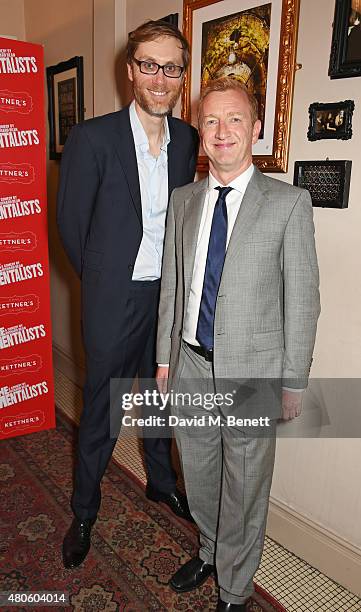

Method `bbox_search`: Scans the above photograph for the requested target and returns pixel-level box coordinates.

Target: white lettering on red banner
[0,90,33,114]
[0,36,55,439]
[0,163,35,184]
[0,124,40,148]
[0,410,45,433]
[0,354,42,376]
[0,323,46,350]
[0,50,38,74]
[0,261,43,286]
[0,231,37,251]
[0,294,39,316]
[0,196,41,219]
[0,380,48,409]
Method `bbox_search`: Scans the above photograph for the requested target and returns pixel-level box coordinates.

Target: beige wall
[126,1,182,32]
[15,0,361,590]
[0,0,25,40]
[270,0,361,380]
[268,0,361,556]
[94,0,119,115]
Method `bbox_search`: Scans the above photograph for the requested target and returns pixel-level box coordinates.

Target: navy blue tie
[196,186,233,351]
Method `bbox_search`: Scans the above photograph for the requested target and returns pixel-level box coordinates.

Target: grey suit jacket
[157,167,320,390]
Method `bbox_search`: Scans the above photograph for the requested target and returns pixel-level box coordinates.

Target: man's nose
[215,120,229,139]
[152,68,167,86]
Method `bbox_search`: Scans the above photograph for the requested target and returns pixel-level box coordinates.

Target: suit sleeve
[156,189,177,364]
[57,123,100,277]
[282,190,321,389]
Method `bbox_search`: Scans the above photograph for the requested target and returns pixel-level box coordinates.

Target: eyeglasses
[133,57,184,78]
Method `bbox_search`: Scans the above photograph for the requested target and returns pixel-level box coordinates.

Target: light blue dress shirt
[129,100,170,281]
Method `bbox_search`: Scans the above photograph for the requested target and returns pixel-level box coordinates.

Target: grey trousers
[172,342,276,605]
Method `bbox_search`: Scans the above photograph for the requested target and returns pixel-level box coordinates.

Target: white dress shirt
[183,164,254,346]
[129,100,170,280]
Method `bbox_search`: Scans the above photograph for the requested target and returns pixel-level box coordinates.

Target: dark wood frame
[160,13,179,26]
[329,0,361,79]
[46,56,84,160]
[307,100,355,141]
[293,160,352,208]
[182,0,300,173]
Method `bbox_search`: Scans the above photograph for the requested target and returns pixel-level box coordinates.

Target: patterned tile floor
[54,368,361,612]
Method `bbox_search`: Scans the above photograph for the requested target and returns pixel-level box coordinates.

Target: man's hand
[282,389,304,420]
[156,366,169,394]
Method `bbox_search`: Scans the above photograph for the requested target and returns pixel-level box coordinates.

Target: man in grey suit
[156,77,320,611]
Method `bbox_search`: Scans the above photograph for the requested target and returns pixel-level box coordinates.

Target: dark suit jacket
[57,105,199,361]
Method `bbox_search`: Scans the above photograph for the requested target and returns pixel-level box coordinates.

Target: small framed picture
[46,56,84,159]
[329,0,361,79]
[293,160,352,208]
[307,100,354,141]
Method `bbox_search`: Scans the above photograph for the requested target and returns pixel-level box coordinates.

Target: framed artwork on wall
[307,100,355,141]
[46,56,84,160]
[182,0,300,173]
[329,0,361,79]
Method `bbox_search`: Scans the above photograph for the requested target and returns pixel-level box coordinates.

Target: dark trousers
[72,280,176,520]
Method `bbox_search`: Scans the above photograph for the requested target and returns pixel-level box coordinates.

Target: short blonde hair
[198,77,259,125]
[127,20,190,70]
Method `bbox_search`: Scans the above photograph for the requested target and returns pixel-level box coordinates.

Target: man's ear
[252,119,262,145]
[127,62,133,82]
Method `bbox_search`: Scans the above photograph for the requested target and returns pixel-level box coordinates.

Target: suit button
[128,264,134,271]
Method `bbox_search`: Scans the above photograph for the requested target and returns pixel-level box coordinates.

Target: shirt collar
[208,163,254,194]
[129,100,170,154]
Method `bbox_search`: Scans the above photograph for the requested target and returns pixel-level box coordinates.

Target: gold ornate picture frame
[182,0,300,173]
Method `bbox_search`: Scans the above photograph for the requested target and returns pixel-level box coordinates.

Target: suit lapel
[223,167,267,269]
[183,180,208,293]
[167,120,178,198]
[113,106,142,225]
[113,112,184,224]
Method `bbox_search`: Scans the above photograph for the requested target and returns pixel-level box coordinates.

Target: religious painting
[200,4,271,139]
[182,0,300,172]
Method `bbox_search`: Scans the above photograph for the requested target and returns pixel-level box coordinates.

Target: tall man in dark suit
[57,20,199,569]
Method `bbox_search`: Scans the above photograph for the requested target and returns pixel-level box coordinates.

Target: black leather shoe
[145,484,195,523]
[62,517,96,569]
[169,556,214,593]
[216,599,247,611]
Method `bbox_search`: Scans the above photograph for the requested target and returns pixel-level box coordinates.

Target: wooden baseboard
[267,497,361,597]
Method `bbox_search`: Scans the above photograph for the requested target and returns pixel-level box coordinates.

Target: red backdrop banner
[0,37,55,439]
